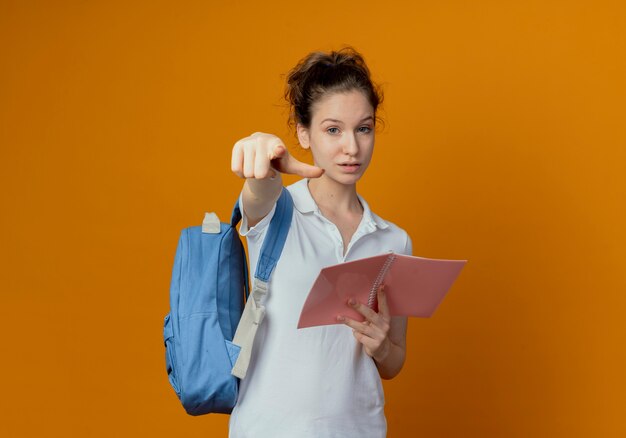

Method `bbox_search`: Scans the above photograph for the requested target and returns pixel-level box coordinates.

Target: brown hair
[283,46,384,132]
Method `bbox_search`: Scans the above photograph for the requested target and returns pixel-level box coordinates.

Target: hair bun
[284,46,383,133]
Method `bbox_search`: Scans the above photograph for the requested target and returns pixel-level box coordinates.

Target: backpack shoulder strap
[231,187,293,379]
[255,188,293,281]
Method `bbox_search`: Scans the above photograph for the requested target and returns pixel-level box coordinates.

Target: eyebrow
[319,116,374,125]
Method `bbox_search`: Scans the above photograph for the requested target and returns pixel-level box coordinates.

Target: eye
[327,127,340,135]
[358,126,373,134]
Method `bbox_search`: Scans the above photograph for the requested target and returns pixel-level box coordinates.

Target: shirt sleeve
[238,190,278,239]
[402,231,413,256]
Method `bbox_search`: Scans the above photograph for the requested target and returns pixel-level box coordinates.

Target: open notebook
[297,252,467,329]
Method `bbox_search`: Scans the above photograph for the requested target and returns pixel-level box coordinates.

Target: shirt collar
[289,178,389,230]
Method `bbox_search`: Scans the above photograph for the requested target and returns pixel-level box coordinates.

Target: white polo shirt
[229,178,412,438]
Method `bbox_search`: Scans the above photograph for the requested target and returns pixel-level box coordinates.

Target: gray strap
[231,279,268,379]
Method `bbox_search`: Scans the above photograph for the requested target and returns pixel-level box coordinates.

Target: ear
[296,123,311,150]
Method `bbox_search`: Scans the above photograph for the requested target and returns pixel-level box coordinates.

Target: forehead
[310,90,374,124]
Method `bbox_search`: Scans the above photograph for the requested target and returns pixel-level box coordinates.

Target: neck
[307,175,363,216]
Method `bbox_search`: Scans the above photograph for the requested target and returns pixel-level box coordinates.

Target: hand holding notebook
[297,252,467,329]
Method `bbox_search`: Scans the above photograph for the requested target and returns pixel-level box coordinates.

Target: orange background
[1,1,625,436]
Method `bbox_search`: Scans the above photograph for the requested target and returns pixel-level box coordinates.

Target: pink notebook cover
[297,253,467,329]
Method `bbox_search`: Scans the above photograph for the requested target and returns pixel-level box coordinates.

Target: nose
[342,132,358,156]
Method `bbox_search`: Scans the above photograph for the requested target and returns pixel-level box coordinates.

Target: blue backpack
[163,189,293,415]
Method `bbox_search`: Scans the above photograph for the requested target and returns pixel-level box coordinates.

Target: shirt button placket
[316,213,344,261]
[328,223,343,261]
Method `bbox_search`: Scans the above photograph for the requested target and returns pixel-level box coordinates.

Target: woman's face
[297,89,375,186]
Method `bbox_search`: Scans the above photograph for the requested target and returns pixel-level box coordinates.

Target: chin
[326,171,364,185]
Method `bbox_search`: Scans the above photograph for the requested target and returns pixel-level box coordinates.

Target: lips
[338,162,361,174]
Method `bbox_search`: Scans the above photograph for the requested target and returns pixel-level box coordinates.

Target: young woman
[229,47,413,437]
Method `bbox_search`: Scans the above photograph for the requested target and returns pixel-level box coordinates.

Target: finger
[231,142,244,178]
[254,145,272,178]
[341,317,388,361]
[242,141,256,178]
[337,315,373,337]
[278,155,325,178]
[266,144,287,179]
[348,298,382,326]
[352,330,383,356]
[269,143,286,160]
[377,284,391,320]
[352,329,369,345]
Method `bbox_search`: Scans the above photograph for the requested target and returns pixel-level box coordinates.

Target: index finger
[268,143,286,160]
[277,154,325,178]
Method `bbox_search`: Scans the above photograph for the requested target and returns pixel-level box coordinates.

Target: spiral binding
[368,252,396,308]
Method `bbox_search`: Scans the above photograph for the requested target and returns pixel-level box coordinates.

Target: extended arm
[231,132,323,227]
